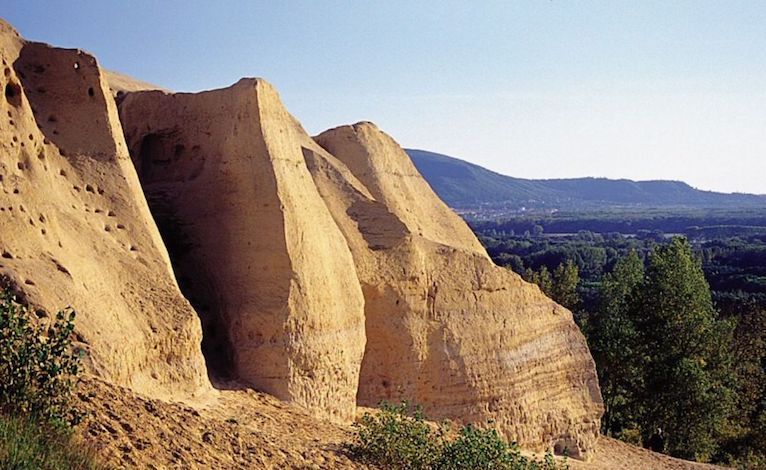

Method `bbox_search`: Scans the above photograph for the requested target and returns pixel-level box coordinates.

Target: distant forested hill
[407,149,766,211]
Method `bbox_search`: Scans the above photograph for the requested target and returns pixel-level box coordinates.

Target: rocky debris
[76,375,367,470]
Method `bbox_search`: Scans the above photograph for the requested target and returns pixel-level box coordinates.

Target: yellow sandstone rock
[0,19,209,399]
[309,122,603,457]
[117,79,366,423]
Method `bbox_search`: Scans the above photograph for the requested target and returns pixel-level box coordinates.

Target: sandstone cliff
[117,80,367,422]
[0,19,209,398]
[117,78,602,454]
[309,123,603,457]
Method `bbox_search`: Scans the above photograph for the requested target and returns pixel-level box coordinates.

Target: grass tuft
[0,414,105,470]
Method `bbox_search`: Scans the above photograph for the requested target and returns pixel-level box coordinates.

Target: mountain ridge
[407,148,766,211]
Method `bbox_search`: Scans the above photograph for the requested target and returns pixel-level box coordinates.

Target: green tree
[589,250,645,439]
[718,304,766,466]
[551,260,580,311]
[523,266,553,297]
[636,238,736,461]
[497,254,525,275]
[731,305,766,429]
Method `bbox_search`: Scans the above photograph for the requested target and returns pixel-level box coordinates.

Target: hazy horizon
[3,1,765,194]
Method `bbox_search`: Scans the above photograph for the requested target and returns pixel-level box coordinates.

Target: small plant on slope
[349,402,442,469]
[347,401,567,470]
[0,286,104,469]
[0,288,82,427]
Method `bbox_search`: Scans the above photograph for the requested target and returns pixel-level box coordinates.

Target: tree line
[499,237,764,466]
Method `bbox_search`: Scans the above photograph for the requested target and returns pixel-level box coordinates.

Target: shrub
[0,288,83,427]
[435,424,561,470]
[0,287,105,468]
[347,402,567,470]
[349,402,441,469]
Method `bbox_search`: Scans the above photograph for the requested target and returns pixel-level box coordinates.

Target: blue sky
[3,1,765,193]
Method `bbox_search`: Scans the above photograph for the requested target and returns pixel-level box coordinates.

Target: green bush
[350,402,441,469]
[0,287,103,469]
[0,414,105,470]
[0,289,82,427]
[347,402,567,470]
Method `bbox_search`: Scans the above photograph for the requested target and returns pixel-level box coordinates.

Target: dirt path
[567,437,724,470]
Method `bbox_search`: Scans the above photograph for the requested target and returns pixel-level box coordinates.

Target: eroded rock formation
[308,123,603,457]
[117,80,366,422]
[0,19,209,399]
[117,79,602,453]
[1,16,602,458]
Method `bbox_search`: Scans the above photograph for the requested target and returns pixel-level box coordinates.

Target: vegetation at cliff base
[347,402,566,470]
[0,287,104,469]
[0,415,105,470]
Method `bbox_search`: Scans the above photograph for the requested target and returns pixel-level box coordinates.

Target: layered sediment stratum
[309,123,602,456]
[1,16,602,458]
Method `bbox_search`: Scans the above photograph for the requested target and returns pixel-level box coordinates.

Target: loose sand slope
[77,375,720,470]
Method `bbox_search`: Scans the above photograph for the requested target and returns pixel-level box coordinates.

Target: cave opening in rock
[136,133,166,181]
[5,81,22,107]
[134,132,236,383]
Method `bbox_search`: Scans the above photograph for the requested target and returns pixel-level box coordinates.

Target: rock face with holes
[0,19,209,399]
[117,80,366,422]
[306,123,603,458]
